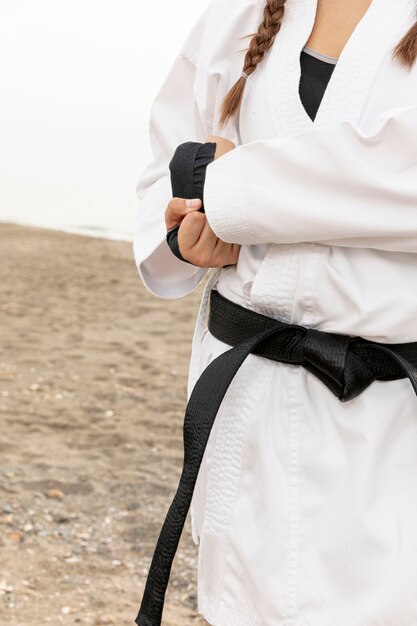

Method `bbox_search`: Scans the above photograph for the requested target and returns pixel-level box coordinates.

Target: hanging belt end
[135,611,155,626]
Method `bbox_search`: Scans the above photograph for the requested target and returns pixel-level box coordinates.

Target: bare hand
[164,136,239,267]
[165,197,202,231]
[164,197,240,268]
[178,210,240,267]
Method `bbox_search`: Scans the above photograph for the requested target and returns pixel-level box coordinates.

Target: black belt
[135,288,417,626]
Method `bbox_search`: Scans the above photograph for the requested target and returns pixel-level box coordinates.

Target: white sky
[0,0,209,238]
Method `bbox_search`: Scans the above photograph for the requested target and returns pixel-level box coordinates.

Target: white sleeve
[203,104,417,254]
[133,7,212,299]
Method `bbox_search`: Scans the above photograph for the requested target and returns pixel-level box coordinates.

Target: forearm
[203,105,417,254]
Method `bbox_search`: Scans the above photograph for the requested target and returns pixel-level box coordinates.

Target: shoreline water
[0,219,133,242]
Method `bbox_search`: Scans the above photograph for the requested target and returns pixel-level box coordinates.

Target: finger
[165,198,201,226]
[179,213,219,267]
[213,238,232,261]
[165,197,202,230]
[189,218,218,265]
[192,216,217,251]
[211,239,238,267]
[227,243,241,265]
[178,211,207,254]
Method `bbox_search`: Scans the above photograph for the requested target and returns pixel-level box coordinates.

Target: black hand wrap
[166,141,216,264]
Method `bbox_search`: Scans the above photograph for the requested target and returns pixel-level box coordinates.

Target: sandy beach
[0,224,208,626]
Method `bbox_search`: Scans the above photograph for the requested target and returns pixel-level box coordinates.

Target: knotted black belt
[135,288,417,626]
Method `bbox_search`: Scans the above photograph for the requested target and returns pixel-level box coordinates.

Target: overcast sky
[0,0,209,238]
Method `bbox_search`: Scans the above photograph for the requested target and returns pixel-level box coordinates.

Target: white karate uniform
[133,0,417,624]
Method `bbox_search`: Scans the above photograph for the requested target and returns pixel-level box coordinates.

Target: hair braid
[219,0,287,128]
[393,14,417,69]
[219,2,417,129]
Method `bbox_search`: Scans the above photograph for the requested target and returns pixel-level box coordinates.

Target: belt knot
[302,327,352,398]
[135,290,417,626]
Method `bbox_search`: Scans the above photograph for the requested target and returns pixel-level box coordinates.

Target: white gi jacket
[133,0,417,624]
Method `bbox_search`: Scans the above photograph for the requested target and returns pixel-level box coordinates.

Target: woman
[133,1,417,624]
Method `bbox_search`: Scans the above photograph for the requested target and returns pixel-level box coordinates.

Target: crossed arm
[134,35,417,301]
[167,103,417,270]
[202,105,417,254]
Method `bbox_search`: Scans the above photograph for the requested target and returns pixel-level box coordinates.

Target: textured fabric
[136,288,417,626]
[169,141,217,204]
[302,45,338,64]
[133,0,417,624]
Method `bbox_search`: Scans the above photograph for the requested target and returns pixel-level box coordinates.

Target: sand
[0,224,209,626]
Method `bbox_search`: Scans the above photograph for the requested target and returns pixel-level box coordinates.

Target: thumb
[165,197,202,230]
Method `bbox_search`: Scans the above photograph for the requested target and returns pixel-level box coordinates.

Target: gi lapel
[267,0,417,134]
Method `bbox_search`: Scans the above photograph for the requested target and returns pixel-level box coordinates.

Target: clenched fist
[165,135,239,268]
[165,197,240,268]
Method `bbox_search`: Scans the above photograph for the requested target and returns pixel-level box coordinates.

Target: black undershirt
[166,51,336,263]
[299,49,336,121]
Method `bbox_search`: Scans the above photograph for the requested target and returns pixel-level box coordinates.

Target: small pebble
[46,489,64,499]
[8,531,23,543]
[65,556,81,564]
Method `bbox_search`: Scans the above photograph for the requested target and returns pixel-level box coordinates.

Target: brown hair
[393,19,417,69]
[219,2,417,128]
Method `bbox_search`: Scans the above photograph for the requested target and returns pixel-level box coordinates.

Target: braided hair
[393,17,417,69]
[219,0,287,127]
[219,1,417,128]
